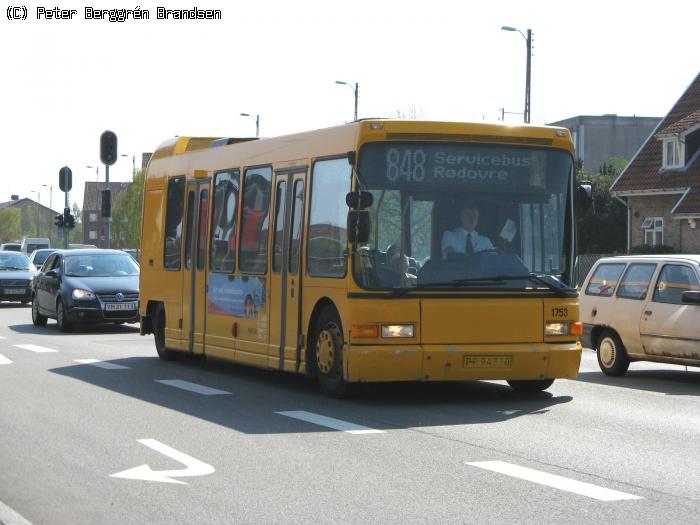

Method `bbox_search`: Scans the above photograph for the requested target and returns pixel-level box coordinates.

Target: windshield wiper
[1,266,30,271]
[449,273,576,296]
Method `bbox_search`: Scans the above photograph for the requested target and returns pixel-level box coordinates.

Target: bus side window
[163,176,186,270]
[210,170,240,273]
[239,166,272,274]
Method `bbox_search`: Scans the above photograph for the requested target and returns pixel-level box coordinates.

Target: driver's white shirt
[441,227,494,259]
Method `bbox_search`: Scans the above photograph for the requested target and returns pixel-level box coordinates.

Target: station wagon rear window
[585,263,626,296]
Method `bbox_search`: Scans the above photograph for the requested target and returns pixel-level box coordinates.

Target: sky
[1,0,698,212]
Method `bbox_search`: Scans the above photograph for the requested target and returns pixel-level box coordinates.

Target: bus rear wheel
[154,304,177,361]
[507,378,555,393]
[311,308,353,398]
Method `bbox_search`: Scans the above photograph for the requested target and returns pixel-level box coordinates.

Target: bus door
[182,179,210,355]
[269,169,306,371]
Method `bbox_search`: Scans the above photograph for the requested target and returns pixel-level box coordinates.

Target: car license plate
[463,355,513,369]
[4,288,25,295]
[105,302,137,311]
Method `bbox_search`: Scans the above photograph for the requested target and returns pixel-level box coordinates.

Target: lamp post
[240,113,260,138]
[121,154,136,178]
[31,190,41,236]
[501,26,532,124]
[42,184,53,241]
[86,165,99,183]
[335,80,359,121]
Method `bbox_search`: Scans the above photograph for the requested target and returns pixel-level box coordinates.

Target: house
[610,72,700,253]
[81,181,130,248]
[549,114,661,172]
[0,198,61,244]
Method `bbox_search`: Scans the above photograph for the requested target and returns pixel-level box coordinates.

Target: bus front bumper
[346,342,582,383]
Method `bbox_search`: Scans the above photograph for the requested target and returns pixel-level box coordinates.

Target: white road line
[74,359,131,370]
[155,379,232,396]
[467,461,642,501]
[276,410,385,434]
[0,353,12,365]
[0,335,6,339]
[0,498,33,525]
[13,344,58,353]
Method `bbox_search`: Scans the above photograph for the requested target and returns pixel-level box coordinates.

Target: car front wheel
[32,295,47,326]
[56,299,73,332]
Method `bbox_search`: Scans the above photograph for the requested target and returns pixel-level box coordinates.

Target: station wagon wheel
[507,378,555,393]
[311,307,353,398]
[154,304,177,361]
[56,299,72,332]
[596,329,630,376]
[31,294,47,326]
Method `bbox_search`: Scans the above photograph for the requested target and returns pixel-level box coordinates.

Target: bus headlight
[545,322,583,337]
[381,324,414,338]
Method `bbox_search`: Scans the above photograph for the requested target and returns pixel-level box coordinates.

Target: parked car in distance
[0,243,22,252]
[28,248,57,269]
[0,251,36,304]
[580,255,700,375]
[21,237,50,255]
[31,249,140,331]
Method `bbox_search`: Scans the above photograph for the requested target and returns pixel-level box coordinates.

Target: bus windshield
[353,142,574,291]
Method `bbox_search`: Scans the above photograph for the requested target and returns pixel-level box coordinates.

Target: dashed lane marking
[0,498,33,524]
[276,410,385,434]
[13,344,58,353]
[155,379,232,396]
[0,353,12,365]
[74,359,131,370]
[467,461,643,501]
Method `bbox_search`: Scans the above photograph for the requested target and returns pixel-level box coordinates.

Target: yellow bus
[139,120,586,397]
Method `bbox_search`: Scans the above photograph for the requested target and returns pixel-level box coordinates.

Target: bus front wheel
[507,378,555,393]
[154,304,177,361]
[311,308,353,398]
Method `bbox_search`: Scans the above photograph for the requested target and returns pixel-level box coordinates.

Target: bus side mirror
[682,291,700,305]
[347,210,370,244]
[576,182,593,214]
[346,191,373,210]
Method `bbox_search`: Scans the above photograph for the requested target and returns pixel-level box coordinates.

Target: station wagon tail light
[381,324,415,338]
[351,324,379,338]
[545,321,583,337]
[72,288,95,300]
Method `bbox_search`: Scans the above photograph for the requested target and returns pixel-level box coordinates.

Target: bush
[629,244,676,254]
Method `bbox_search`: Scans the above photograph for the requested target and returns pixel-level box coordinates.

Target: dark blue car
[31,249,140,331]
[0,252,36,304]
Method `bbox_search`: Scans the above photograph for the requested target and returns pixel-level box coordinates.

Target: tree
[576,157,627,254]
[0,208,21,242]
[111,170,145,248]
[68,202,83,244]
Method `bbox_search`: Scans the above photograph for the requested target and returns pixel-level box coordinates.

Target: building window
[662,138,683,168]
[89,213,98,222]
[89,230,97,240]
[641,217,663,245]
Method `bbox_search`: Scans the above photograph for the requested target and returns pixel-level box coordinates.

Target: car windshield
[0,253,34,270]
[63,254,140,277]
[352,142,574,291]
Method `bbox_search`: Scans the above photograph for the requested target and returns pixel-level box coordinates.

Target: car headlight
[72,288,95,300]
[381,324,415,338]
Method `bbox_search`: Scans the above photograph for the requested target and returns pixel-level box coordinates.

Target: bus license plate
[105,302,136,311]
[463,355,513,369]
[4,288,25,295]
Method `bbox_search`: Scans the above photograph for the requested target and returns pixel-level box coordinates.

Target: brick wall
[628,194,700,252]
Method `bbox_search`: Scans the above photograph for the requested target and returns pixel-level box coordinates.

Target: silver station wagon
[580,255,700,375]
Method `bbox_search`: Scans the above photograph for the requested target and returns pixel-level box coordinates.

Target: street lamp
[335,80,359,121]
[240,113,260,138]
[86,165,99,183]
[31,190,41,237]
[501,25,532,124]
[121,154,136,178]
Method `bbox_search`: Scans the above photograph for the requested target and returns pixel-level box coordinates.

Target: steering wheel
[467,248,502,258]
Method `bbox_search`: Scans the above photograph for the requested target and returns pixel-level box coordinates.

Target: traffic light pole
[63,191,69,249]
[104,165,110,249]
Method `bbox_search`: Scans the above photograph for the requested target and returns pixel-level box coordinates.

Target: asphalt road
[1,302,698,524]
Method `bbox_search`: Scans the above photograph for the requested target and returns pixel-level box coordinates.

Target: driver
[441,202,494,259]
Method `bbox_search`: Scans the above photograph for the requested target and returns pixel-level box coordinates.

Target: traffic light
[100,130,118,166]
[65,213,75,229]
[101,189,111,217]
[59,166,72,192]
[54,213,64,228]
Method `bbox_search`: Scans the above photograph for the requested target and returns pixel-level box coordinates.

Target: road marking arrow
[111,439,215,485]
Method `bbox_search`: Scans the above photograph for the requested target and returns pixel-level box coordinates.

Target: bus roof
[147,120,574,175]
